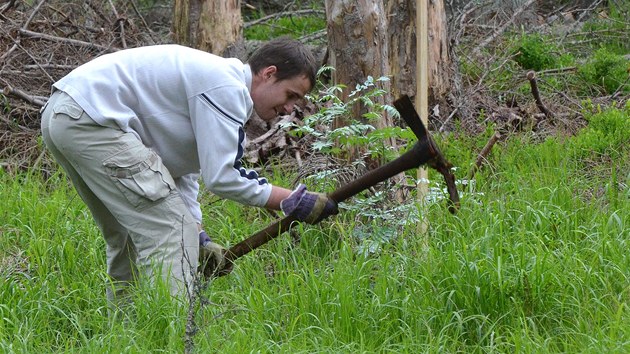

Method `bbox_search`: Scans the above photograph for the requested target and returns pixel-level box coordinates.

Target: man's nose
[282,102,294,114]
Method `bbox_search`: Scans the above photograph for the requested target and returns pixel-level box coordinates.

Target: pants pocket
[103,140,176,209]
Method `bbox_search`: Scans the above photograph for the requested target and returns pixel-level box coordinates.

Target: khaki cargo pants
[40,90,198,306]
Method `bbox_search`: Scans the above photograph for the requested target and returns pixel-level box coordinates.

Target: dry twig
[0,0,47,63]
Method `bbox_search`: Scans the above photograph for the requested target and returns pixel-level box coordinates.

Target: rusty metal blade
[393,94,460,214]
[393,95,428,141]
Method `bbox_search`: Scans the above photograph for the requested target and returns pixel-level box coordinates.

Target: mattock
[208,95,459,278]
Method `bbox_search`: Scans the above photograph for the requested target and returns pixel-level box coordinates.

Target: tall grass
[1,110,629,352]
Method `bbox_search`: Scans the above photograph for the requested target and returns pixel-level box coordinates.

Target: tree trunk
[172,0,200,48]
[172,0,244,57]
[324,0,393,132]
[386,0,415,99]
[426,0,451,108]
[324,0,451,158]
[386,0,451,112]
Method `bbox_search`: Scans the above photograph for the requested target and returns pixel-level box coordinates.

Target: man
[40,37,338,307]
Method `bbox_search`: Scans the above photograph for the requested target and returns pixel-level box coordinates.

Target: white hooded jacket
[53,44,272,223]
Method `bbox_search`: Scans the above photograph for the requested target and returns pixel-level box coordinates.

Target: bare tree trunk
[426,0,451,108]
[172,0,244,57]
[173,0,200,48]
[386,0,452,112]
[324,0,452,158]
[325,0,393,132]
[198,0,243,57]
[386,0,416,99]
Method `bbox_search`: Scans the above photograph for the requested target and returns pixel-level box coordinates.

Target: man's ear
[261,65,277,80]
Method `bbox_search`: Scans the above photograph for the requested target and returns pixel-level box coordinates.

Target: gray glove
[198,230,232,278]
[280,184,339,224]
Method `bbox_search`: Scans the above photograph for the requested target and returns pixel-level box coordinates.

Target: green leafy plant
[513,33,558,71]
[570,102,630,159]
[287,68,405,164]
[578,48,629,95]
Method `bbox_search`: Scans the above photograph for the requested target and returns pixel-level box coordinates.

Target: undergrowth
[2,1,630,353]
[2,90,628,353]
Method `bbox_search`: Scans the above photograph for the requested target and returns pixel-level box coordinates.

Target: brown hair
[248,36,318,90]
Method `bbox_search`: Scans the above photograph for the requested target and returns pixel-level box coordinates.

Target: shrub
[570,102,630,159]
[514,34,558,71]
[578,48,629,95]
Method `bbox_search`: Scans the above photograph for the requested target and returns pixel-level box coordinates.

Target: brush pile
[0,0,172,172]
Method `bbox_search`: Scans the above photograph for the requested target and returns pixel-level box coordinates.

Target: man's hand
[280,184,339,224]
[198,231,232,278]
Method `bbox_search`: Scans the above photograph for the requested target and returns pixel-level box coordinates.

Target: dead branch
[527,71,554,119]
[0,0,17,15]
[22,64,77,70]
[248,115,295,146]
[244,9,324,28]
[467,131,501,180]
[0,0,47,63]
[537,67,578,75]
[12,39,55,82]
[128,0,157,44]
[3,85,46,107]
[471,0,536,56]
[18,29,120,53]
[108,0,127,48]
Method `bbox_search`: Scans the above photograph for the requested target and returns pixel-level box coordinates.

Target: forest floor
[0,0,628,174]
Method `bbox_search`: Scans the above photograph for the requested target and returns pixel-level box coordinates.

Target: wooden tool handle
[225,138,433,263]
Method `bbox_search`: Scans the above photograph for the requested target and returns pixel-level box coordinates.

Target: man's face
[251,66,311,121]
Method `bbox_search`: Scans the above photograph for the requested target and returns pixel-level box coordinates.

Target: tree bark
[198,0,243,57]
[172,0,199,48]
[172,0,243,57]
[426,0,451,108]
[325,0,393,132]
[386,0,416,99]
[386,0,452,111]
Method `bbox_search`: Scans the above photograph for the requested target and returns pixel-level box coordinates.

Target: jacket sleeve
[174,173,202,223]
[188,85,272,207]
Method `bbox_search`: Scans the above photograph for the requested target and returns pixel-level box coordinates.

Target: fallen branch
[527,71,554,118]
[467,131,501,180]
[128,0,158,44]
[108,0,127,48]
[0,0,47,63]
[0,0,17,15]
[3,85,46,107]
[472,0,536,56]
[18,29,119,53]
[22,64,77,70]
[537,67,577,75]
[244,9,324,28]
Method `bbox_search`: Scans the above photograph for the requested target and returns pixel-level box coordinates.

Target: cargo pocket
[53,98,84,120]
[103,143,177,209]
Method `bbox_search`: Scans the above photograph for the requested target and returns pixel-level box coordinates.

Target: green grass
[245,13,326,41]
[1,107,629,353]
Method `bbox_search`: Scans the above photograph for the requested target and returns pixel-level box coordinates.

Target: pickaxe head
[393,95,460,214]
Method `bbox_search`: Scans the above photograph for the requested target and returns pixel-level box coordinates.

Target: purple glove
[199,230,212,246]
[280,184,339,224]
